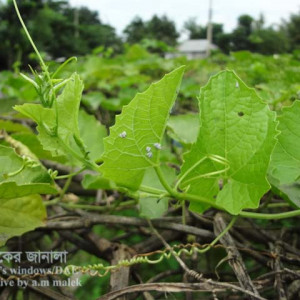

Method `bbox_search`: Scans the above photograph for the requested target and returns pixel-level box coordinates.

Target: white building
[166,39,218,60]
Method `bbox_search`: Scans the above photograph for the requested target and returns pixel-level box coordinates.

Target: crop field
[1,2,300,299]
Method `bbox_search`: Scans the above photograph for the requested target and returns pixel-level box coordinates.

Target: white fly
[154,143,162,150]
[146,146,151,152]
[119,131,127,138]
[235,81,239,88]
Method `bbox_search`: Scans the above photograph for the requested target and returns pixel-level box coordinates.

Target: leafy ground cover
[1,9,300,298]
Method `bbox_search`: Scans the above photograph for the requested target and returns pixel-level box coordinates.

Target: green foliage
[3,4,300,299]
[0,194,46,247]
[139,197,168,219]
[124,15,179,47]
[2,2,300,246]
[249,28,289,54]
[167,114,199,146]
[99,66,185,189]
[78,110,107,162]
[14,73,94,167]
[0,145,56,199]
[184,18,224,44]
[0,0,121,69]
[270,101,300,184]
[178,71,277,214]
[284,10,300,51]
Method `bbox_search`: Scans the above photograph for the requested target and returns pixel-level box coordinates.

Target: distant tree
[216,33,232,54]
[249,27,289,54]
[0,0,43,69]
[147,15,179,46]
[123,17,148,44]
[183,18,223,44]
[183,18,205,39]
[0,0,122,70]
[231,14,254,51]
[124,15,179,46]
[283,10,300,50]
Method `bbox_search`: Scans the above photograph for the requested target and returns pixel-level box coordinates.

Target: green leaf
[78,110,107,162]
[268,175,300,209]
[270,101,300,184]
[139,166,175,219]
[14,73,86,164]
[0,195,46,247]
[179,70,277,215]
[0,119,32,133]
[99,66,185,189]
[167,114,199,145]
[139,197,168,219]
[0,145,56,198]
[142,165,176,190]
[82,174,115,190]
[11,132,67,163]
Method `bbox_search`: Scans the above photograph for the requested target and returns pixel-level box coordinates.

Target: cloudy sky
[69,0,299,37]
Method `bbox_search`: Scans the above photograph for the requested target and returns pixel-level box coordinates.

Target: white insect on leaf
[119,131,127,138]
[146,146,151,152]
[235,81,239,88]
[146,152,153,158]
[154,143,162,150]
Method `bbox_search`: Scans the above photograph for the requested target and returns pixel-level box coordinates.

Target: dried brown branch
[213,213,261,299]
[45,213,214,240]
[97,282,226,300]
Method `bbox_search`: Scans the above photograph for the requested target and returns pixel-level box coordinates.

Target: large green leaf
[14,73,86,164]
[0,195,46,247]
[0,145,56,198]
[179,71,277,215]
[99,66,185,189]
[270,101,300,184]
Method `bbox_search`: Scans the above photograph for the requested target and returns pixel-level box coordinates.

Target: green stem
[55,167,86,179]
[59,138,99,172]
[198,215,237,253]
[176,192,223,210]
[44,197,60,206]
[59,175,73,201]
[52,56,77,79]
[139,185,166,195]
[13,0,50,82]
[239,209,300,220]
[154,166,177,197]
[142,171,298,220]
[175,156,207,190]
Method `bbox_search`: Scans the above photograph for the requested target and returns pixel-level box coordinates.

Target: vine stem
[198,215,237,253]
[139,185,165,195]
[150,165,300,220]
[55,167,86,179]
[154,166,177,197]
[239,209,300,220]
[154,165,219,208]
[13,0,51,82]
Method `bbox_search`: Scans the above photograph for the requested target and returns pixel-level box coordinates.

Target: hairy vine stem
[149,164,300,221]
